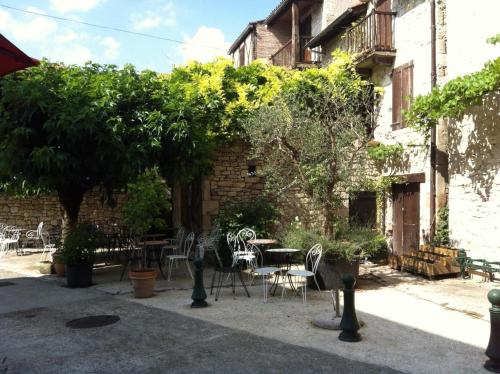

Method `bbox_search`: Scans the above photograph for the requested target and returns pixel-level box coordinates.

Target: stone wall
[200,141,328,233]
[0,189,127,232]
[201,141,265,231]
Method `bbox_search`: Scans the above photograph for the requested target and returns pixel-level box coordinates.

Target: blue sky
[0,0,277,72]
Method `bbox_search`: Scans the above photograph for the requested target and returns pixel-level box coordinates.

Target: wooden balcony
[271,36,315,67]
[340,10,396,68]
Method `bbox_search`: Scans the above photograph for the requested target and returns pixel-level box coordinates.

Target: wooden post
[291,1,300,68]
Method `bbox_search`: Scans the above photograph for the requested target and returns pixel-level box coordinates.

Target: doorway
[392,183,420,255]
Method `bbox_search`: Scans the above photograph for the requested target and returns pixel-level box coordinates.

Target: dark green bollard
[457,249,468,279]
[485,289,500,372]
[339,274,361,342]
[191,256,208,308]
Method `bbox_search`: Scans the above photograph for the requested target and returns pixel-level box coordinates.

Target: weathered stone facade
[198,140,328,233]
[0,189,127,231]
[200,141,265,231]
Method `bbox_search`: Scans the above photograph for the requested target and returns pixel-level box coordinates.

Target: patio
[0,248,493,373]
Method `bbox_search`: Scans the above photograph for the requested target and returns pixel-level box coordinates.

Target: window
[392,62,413,130]
[239,46,245,67]
[247,164,257,176]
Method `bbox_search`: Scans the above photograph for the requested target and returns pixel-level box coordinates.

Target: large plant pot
[66,263,93,288]
[314,257,360,290]
[129,269,157,298]
[52,254,65,277]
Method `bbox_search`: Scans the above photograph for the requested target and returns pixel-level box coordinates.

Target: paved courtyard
[0,252,496,373]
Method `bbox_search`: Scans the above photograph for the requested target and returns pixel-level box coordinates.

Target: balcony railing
[340,10,396,56]
[271,36,314,67]
[271,40,292,66]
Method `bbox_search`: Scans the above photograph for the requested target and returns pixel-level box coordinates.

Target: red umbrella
[0,33,39,77]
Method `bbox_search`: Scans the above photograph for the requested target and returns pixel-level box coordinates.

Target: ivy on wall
[405,36,500,133]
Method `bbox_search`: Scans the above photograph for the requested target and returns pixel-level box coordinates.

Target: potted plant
[52,251,65,277]
[59,223,104,288]
[281,224,382,290]
[122,168,171,298]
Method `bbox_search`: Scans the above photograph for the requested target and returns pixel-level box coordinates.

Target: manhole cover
[66,315,120,329]
[0,281,15,287]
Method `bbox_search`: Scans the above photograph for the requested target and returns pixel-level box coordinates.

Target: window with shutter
[392,62,414,130]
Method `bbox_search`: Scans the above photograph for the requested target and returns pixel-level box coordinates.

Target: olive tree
[244,53,377,235]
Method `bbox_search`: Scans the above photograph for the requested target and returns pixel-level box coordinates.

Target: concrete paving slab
[0,286,402,373]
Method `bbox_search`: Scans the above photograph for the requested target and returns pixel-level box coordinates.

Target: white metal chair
[0,227,21,256]
[166,231,194,281]
[253,246,280,302]
[197,232,222,268]
[40,230,56,261]
[286,244,323,304]
[26,222,44,248]
[232,228,258,269]
[161,227,185,260]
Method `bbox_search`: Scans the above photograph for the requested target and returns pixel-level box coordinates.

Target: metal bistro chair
[161,227,186,260]
[1,227,21,256]
[166,232,194,281]
[40,230,56,262]
[197,232,222,268]
[286,244,323,304]
[233,228,258,271]
[253,244,280,302]
[26,222,44,248]
[209,233,251,301]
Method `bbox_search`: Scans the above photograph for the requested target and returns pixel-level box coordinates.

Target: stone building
[227,0,500,260]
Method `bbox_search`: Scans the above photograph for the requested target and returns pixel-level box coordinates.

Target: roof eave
[228,20,264,54]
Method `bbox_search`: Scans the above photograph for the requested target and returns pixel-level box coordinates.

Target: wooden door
[392,183,420,255]
[299,16,312,62]
[375,0,392,50]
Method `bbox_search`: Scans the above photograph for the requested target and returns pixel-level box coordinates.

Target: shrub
[281,224,388,262]
[59,223,105,265]
[122,168,171,236]
[433,206,450,247]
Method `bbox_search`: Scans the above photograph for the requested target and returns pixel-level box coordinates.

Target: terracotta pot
[129,269,157,298]
[52,254,65,277]
[37,261,52,275]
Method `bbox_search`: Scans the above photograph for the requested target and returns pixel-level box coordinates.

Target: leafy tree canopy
[243,52,376,235]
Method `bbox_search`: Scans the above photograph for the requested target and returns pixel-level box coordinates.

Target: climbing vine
[406,36,500,133]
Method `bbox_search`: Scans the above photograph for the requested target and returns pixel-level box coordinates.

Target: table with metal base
[264,248,301,295]
[121,240,168,280]
[210,265,251,301]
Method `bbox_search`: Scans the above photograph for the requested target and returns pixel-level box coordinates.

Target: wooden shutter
[239,46,245,67]
[392,68,402,129]
[392,62,413,130]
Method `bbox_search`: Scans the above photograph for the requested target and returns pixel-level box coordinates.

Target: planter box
[314,258,360,290]
[66,263,93,288]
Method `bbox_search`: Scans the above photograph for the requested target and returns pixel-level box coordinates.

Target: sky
[0,0,277,72]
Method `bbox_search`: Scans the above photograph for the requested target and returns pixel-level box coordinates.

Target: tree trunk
[58,190,84,241]
[323,204,334,237]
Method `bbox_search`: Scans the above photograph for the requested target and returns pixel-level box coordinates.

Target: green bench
[454,250,500,281]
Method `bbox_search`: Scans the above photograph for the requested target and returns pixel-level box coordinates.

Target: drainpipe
[429,0,437,241]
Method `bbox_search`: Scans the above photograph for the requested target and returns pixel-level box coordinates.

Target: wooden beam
[291,1,300,67]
